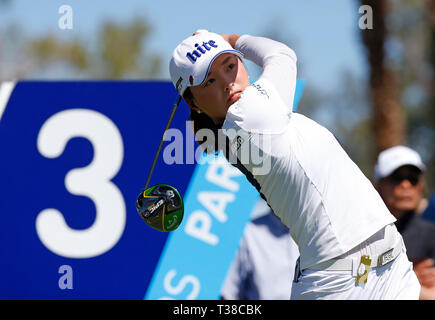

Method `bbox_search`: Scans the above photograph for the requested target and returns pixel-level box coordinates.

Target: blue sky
[0,0,368,90]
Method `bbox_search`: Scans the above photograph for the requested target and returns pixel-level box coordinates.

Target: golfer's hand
[219,34,240,48]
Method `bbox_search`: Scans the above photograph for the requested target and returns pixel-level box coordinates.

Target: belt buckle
[378,248,394,267]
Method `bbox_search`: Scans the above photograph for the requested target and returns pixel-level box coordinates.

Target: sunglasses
[389,171,421,186]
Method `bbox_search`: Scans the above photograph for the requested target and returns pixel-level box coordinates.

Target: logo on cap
[189,75,194,85]
[186,40,218,64]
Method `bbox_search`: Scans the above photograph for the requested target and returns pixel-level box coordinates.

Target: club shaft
[144,95,181,190]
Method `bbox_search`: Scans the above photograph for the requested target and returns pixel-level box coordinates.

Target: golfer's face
[190,53,250,124]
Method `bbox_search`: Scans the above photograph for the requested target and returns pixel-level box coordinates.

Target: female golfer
[169,30,420,299]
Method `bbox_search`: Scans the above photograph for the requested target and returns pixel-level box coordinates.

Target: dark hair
[183,88,230,157]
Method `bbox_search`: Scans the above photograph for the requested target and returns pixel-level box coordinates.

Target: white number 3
[36,109,126,258]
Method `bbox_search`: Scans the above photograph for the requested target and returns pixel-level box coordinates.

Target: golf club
[136,94,184,232]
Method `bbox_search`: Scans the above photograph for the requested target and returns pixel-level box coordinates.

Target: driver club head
[136,184,184,232]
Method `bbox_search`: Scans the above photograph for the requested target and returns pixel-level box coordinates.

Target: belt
[306,240,403,273]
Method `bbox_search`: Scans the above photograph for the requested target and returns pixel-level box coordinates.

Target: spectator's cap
[169,29,243,96]
[374,145,426,180]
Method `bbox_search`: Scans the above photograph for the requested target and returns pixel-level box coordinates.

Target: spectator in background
[374,145,435,299]
[422,194,435,223]
[220,199,299,300]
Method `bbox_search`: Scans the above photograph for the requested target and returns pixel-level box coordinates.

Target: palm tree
[359,0,407,154]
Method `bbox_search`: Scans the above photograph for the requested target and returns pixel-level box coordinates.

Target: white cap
[169,30,243,96]
[374,145,426,180]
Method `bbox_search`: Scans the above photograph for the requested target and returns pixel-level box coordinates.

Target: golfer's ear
[184,96,201,113]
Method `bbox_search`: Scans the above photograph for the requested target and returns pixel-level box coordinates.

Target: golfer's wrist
[228,34,240,48]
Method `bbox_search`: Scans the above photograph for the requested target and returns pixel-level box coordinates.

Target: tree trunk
[428,0,435,125]
[426,0,435,191]
[359,0,407,154]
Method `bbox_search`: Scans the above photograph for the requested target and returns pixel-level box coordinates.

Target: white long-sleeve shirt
[222,35,396,270]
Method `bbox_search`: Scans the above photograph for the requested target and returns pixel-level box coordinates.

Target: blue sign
[0,81,195,299]
[145,154,260,300]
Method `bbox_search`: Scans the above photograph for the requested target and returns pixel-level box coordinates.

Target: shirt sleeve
[235,35,298,110]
